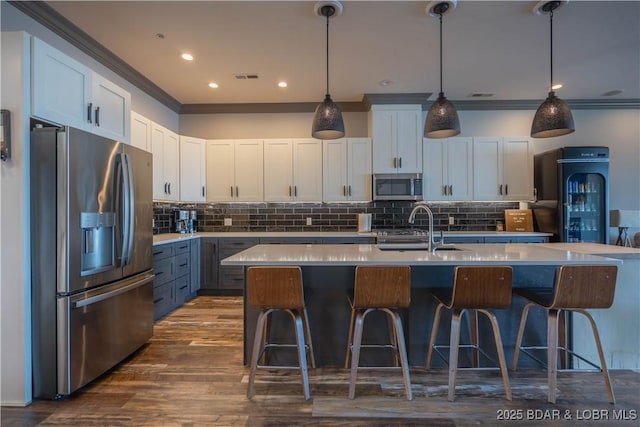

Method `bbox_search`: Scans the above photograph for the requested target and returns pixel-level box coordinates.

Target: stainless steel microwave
[373,173,423,201]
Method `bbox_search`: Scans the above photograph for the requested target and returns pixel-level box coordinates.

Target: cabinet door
[293,139,322,201]
[163,129,180,201]
[263,139,293,202]
[234,139,264,202]
[347,138,372,201]
[151,124,168,200]
[206,140,235,202]
[200,238,219,290]
[503,137,532,200]
[32,37,91,129]
[423,139,447,200]
[447,137,473,200]
[91,73,131,143]
[395,109,422,173]
[371,109,396,173]
[473,137,503,200]
[130,111,151,152]
[179,136,206,201]
[323,139,348,201]
[190,238,201,294]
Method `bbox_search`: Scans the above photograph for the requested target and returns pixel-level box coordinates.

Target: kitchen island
[221,243,623,367]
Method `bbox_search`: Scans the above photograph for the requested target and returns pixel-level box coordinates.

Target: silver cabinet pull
[393,157,397,168]
[294,186,297,197]
[289,185,292,197]
[236,186,239,197]
[449,185,453,196]
[94,106,100,127]
[167,183,171,194]
[398,157,402,168]
[230,186,234,197]
[499,184,503,195]
[87,102,93,123]
[343,185,347,196]
[202,186,205,197]
[348,185,351,196]
[442,185,447,196]
[505,184,509,195]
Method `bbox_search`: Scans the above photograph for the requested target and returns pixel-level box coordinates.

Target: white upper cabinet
[323,138,372,202]
[473,136,532,201]
[423,137,473,201]
[206,139,264,202]
[31,37,131,142]
[264,139,322,202]
[130,111,151,152]
[179,136,206,202]
[151,123,179,201]
[369,105,422,174]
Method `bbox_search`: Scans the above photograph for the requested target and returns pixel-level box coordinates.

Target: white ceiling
[46,1,640,105]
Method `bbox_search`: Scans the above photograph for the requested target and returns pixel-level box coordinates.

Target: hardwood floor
[3,296,639,426]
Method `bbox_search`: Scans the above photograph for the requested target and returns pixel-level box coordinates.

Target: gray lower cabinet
[200,237,219,290]
[190,238,201,294]
[446,235,549,244]
[322,236,376,244]
[219,237,259,290]
[152,239,198,320]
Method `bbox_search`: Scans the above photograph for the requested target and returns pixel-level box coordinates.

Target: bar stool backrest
[247,266,305,310]
[353,266,411,309]
[550,265,617,309]
[450,266,513,309]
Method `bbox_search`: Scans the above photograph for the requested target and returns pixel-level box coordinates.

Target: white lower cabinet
[151,123,180,200]
[423,137,473,201]
[206,139,263,202]
[264,139,322,202]
[31,37,130,143]
[179,136,206,201]
[473,137,532,201]
[323,138,372,202]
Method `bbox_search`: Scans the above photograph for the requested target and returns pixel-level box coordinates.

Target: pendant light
[531,1,575,138]
[424,1,460,139]
[312,1,345,140]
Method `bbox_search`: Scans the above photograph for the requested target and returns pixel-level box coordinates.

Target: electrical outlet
[224,218,232,226]
[306,217,312,226]
[448,216,455,225]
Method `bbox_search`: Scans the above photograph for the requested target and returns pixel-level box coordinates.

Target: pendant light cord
[439,12,443,95]
[325,11,330,96]
[549,9,554,91]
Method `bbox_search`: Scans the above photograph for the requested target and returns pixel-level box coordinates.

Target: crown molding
[9,0,181,113]
[452,98,640,110]
[180,101,365,115]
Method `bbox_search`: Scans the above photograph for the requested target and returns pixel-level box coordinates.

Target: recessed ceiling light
[278,81,288,88]
[208,82,219,89]
[379,79,393,86]
[551,83,563,90]
[602,89,623,97]
[181,53,194,61]
[155,33,165,39]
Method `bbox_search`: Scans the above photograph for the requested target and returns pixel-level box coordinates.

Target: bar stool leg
[448,309,463,402]
[548,309,559,403]
[248,310,269,399]
[511,302,534,371]
[426,303,444,369]
[344,307,356,369]
[575,309,616,404]
[480,309,512,401]
[469,309,480,368]
[302,308,316,368]
[386,309,413,400]
[348,311,366,399]
[387,315,399,367]
[291,311,311,401]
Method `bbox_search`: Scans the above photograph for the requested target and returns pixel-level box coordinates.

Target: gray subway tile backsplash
[153,201,520,235]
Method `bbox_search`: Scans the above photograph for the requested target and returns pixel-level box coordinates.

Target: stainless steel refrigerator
[533,146,609,243]
[31,126,154,399]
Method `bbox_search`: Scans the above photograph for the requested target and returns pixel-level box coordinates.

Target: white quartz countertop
[538,243,640,259]
[152,230,551,246]
[219,243,621,267]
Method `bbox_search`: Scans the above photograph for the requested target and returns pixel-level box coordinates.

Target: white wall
[1,31,32,406]
[179,111,368,139]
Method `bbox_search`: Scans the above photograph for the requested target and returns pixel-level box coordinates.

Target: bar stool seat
[426,266,513,402]
[246,266,315,400]
[511,265,618,404]
[345,265,413,400]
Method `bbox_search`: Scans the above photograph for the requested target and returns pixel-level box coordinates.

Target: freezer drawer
[53,273,153,398]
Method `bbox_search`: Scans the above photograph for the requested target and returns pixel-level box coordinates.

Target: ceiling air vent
[470,92,495,98]
[234,74,259,80]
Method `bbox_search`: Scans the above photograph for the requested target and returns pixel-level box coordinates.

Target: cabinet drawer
[153,257,174,286]
[220,238,258,252]
[174,275,190,305]
[219,266,245,290]
[153,281,173,320]
[175,253,190,278]
[174,241,191,255]
[152,243,174,261]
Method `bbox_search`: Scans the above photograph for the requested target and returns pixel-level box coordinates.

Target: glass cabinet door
[565,173,605,243]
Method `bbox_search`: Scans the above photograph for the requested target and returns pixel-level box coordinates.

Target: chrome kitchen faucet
[407,202,444,252]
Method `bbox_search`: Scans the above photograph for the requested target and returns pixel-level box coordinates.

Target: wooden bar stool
[426,266,513,402]
[345,265,413,400]
[246,266,315,400]
[511,265,617,404]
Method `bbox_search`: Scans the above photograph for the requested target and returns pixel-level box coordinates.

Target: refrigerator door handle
[120,153,132,265]
[124,153,136,263]
[72,274,155,309]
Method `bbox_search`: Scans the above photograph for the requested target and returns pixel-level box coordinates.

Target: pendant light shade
[531,1,574,138]
[312,2,345,140]
[425,1,460,139]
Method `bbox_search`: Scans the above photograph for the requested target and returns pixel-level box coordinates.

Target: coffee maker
[187,210,197,233]
[173,210,189,233]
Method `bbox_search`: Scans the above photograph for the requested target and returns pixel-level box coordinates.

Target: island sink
[375,244,465,252]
